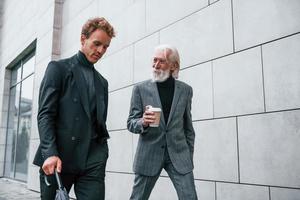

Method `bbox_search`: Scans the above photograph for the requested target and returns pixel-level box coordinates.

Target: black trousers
[39,141,108,200]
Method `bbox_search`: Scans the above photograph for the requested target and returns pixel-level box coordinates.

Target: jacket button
[73,98,78,102]
[75,117,79,121]
[71,136,76,141]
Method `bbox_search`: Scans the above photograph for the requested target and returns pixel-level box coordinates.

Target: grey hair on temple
[154,44,180,79]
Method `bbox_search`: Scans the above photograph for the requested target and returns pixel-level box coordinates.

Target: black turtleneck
[77,51,98,138]
[156,76,175,123]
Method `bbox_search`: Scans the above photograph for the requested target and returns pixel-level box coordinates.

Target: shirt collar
[77,51,94,68]
[156,75,175,87]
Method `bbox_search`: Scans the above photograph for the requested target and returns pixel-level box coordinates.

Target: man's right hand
[142,106,155,127]
[42,156,62,175]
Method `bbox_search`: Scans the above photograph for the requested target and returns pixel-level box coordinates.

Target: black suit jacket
[33,53,109,173]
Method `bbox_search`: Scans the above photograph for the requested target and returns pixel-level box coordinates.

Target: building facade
[0,0,300,199]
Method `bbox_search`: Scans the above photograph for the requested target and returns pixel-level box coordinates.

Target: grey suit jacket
[127,79,195,176]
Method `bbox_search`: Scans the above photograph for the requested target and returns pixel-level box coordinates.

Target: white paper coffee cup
[148,107,161,127]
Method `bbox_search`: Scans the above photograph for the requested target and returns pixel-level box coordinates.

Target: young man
[127,45,198,199]
[33,17,115,200]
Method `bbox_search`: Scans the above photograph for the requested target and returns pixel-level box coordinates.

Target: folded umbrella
[44,169,69,200]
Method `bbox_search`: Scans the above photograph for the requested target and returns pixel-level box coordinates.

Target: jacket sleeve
[184,86,195,158]
[37,61,62,160]
[127,85,145,134]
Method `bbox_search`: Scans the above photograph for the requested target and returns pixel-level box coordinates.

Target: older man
[127,45,198,199]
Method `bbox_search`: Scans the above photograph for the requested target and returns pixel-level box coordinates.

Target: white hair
[154,44,180,79]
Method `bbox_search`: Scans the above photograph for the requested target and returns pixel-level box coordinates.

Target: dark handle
[44,169,63,189]
[54,169,63,189]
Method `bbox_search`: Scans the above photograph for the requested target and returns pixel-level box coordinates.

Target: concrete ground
[0,178,40,200]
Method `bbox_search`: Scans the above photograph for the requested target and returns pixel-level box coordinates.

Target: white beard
[152,69,170,82]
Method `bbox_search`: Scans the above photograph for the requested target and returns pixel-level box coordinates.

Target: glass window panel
[5,84,20,177]
[22,55,35,79]
[15,75,34,181]
[11,65,22,86]
[5,51,35,182]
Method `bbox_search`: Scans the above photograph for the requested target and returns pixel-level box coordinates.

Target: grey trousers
[130,150,198,200]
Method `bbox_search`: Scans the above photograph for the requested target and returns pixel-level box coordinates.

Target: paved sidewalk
[0,178,40,200]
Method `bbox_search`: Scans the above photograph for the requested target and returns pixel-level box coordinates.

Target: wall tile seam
[20,14,37,30]
[106,108,300,133]
[106,31,300,93]
[108,128,128,133]
[197,179,300,191]
[214,181,217,200]
[105,171,134,175]
[1,16,37,41]
[209,0,221,6]
[131,44,135,84]
[235,117,240,183]
[105,31,160,58]
[260,45,267,113]
[105,2,213,55]
[36,2,55,18]
[211,61,215,119]
[108,58,211,92]
[108,84,134,93]
[105,171,180,180]
[181,31,300,69]
[230,0,236,53]
[131,134,135,166]
[190,107,300,123]
[61,0,96,27]
[105,170,300,192]
[146,1,211,36]
[36,27,55,43]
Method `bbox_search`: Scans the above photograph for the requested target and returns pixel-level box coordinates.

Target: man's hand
[42,156,62,175]
[142,105,155,127]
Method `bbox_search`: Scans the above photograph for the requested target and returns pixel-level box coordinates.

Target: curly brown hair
[81,17,116,38]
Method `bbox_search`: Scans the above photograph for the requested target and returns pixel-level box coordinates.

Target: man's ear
[170,63,176,71]
[80,35,86,45]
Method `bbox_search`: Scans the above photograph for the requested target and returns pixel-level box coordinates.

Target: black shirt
[76,51,98,139]
[156,76,175,123]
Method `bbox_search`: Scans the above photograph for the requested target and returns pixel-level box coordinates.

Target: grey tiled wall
[0,0,299,199]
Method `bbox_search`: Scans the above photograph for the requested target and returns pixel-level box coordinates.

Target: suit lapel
[94,71,105,122]
[71,63,91,119]
[166,80,181,126]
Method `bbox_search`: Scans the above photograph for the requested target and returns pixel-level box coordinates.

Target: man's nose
[153,61,160,69]
[97,46,105,54]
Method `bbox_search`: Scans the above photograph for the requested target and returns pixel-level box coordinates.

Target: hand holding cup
[142,105,161,127]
